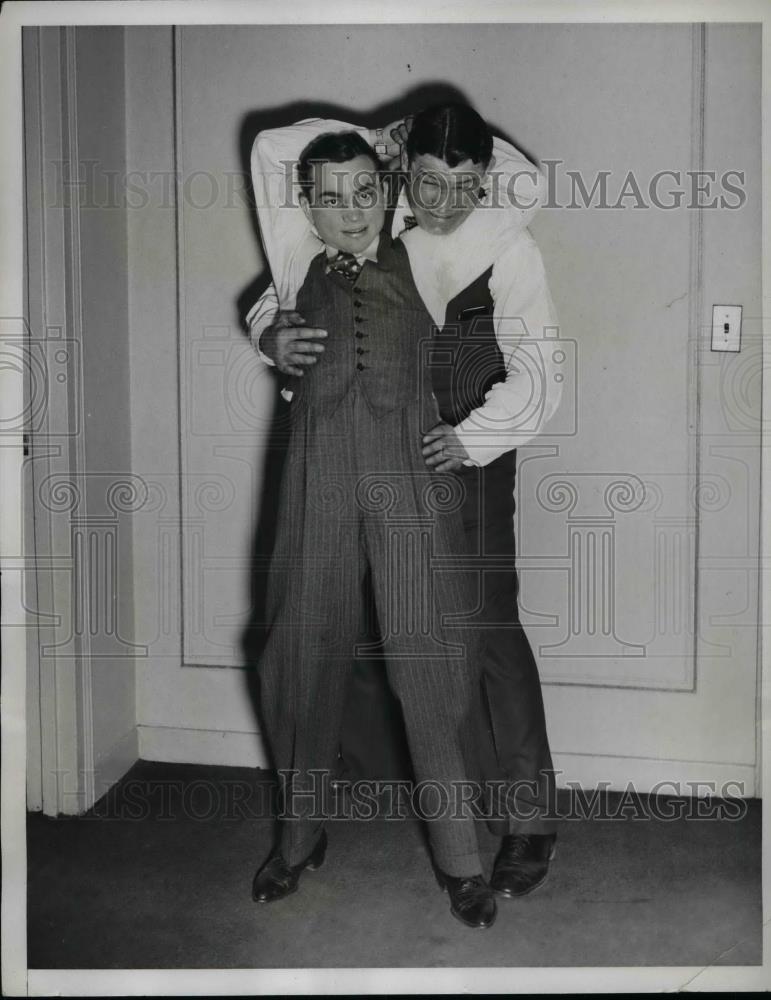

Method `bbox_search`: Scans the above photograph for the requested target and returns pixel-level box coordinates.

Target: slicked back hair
[405,103,494,169]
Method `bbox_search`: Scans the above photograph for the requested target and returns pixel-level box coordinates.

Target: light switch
[711,304,742,352]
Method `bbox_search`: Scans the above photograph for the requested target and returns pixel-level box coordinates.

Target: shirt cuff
[454,426,511,468]
[247,311,277,367]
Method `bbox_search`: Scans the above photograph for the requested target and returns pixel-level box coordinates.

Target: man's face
[300,155,385,255]
[407,153,490,236]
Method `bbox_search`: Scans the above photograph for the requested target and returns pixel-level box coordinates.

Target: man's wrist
[453,424,490,468]
[250,321,277,366]
[373,127,389,159]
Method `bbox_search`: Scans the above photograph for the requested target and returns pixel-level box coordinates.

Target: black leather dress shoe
[490,832,556,898]
[251,831,327,903]
[435,870,497,929]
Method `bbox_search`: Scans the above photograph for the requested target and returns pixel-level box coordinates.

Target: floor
[27,760,761,969]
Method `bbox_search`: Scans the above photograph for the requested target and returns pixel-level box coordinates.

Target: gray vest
[289,234,436,418]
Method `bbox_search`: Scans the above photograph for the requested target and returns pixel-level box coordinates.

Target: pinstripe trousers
[258,385,483,877]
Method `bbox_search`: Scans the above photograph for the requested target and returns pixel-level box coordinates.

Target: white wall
[123,23,762,791]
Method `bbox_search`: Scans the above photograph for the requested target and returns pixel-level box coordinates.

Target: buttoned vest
[289,234,435,418]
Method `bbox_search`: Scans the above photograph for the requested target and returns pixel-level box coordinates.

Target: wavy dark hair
[297,131,380,197]
[406,102,493,169]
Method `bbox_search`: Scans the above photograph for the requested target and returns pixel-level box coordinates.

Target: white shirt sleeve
[453,231,563,467]
[250,117,369,309]
[245,283,280,365]
[487,135,547,233]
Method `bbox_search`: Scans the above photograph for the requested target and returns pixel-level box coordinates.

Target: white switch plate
[711,304,742,352]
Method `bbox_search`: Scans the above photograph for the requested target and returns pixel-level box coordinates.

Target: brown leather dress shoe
[251,831,327,903]
[490,832,557,898]
[435,870,497,929]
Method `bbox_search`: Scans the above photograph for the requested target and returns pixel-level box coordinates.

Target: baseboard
[136,725,756,797]
[552,752,756,798]
[137,725,270,769]
[90,726,140,811]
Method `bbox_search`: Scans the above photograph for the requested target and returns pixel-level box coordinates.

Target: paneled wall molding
[524,24,707,693]
[171,26,709,688]
[136,23,759,789]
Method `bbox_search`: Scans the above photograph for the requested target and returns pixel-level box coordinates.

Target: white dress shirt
[247,117,562,467]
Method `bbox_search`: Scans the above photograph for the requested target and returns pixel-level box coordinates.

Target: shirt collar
[391,185,413,239]
[323,233,380,263]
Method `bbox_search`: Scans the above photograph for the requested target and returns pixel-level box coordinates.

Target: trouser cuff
[486,815,558,837]
[432,847,483,878]
[283,824,324,867]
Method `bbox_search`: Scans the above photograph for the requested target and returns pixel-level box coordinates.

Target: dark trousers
[339,453,557,836]
[336,568,414,784]
[258,388,484,875]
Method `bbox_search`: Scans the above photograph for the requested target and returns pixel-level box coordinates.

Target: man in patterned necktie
[251,130,497,929]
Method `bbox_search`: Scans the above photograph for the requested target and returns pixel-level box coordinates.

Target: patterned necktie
[403,215,418,231]
[326,250,363,282]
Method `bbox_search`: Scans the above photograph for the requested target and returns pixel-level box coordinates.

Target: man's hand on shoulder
[422,422,470,473]
[260,311,327,377]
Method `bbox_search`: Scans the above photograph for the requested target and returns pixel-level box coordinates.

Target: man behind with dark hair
[248,101,563,901]
[404,101,494,234]
[406,101,494,165]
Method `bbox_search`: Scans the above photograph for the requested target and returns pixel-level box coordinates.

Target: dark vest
[429,265,504,427]
[430,267,516,485]
[289,234,435,418]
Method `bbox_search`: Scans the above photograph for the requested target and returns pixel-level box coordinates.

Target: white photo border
[1,0,768,995]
